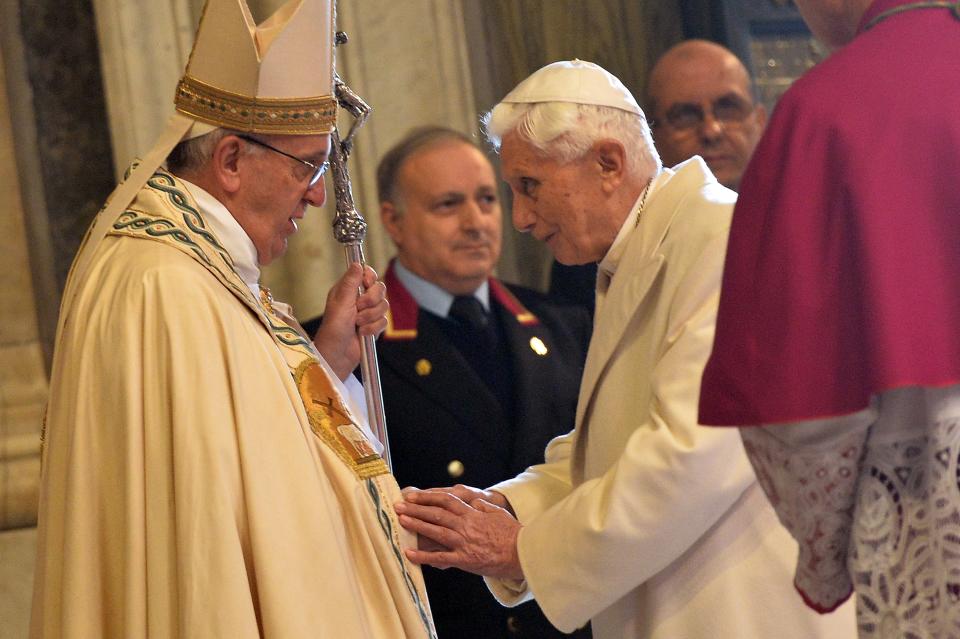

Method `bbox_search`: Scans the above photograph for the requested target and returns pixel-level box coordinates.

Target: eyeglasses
[237,134,329,188]
[655,95,756,133]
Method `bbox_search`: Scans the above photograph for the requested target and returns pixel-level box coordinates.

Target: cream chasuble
[31,169,435,638]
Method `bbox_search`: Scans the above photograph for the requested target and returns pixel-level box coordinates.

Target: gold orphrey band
[175,74,338,135]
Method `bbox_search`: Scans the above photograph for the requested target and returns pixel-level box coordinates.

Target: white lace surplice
[741,385,960,639]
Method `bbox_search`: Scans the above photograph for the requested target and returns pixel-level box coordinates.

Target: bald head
[647,40,766,190]
[648,41,755,114]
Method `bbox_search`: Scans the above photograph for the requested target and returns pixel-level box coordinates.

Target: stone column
[0,46,49,531]
[91,0,203,174]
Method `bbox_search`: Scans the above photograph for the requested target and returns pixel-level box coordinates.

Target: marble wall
[0,0,115,537]
[0,42,48,532]
[0,527,37,638]
[14,0,117,301]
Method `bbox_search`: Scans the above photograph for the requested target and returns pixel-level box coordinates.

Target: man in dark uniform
[307,126,590,637]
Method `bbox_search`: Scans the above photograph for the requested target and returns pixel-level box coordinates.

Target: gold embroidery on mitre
[295,360,388,479]
[175,75,337,135]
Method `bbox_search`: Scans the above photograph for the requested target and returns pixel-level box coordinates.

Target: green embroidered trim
[274,325,311,347]
[145,170,243,289]
[113,211,210,265]
[146,173,228,255]
[112,167,313,352]
[148,173,309,348]
[366,479,437,638]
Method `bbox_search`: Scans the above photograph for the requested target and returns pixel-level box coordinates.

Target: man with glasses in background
[647,39,766,191]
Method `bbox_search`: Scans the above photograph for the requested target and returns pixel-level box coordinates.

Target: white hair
[166,127,262,174]
[482,102,661,173]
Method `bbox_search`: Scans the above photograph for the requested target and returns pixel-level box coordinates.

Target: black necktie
[448,295,488,331]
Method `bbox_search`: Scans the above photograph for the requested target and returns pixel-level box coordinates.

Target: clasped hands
[395,484,525,581]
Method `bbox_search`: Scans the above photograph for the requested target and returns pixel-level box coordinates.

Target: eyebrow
[670,92,749,106]
[433,191,466,202]
[714,92,750,103]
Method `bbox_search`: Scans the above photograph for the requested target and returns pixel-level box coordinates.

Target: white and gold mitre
[58,0,339,333]
[175,0,337,135]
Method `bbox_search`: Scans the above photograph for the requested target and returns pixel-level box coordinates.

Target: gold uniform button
[506,615,520,634]
[415,358,432,376]
[529,336,548,356]
[447,460,465,478]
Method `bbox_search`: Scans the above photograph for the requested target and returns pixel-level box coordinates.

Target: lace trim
[850,418,960,638]
[743,417,960,637]
[741,426,866,611]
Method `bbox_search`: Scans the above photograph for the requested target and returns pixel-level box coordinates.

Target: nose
[512,197,535,233]
[304,179,327,208]
[699,112,725,140]
[460,200,485,230]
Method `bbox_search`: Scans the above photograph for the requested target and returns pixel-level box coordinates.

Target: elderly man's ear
[592,139,627,194]
[211,136,245,194]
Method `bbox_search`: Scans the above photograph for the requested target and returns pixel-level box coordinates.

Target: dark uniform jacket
[305,263,591,638]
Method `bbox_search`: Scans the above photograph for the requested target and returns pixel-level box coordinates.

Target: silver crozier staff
[328,34,392,472]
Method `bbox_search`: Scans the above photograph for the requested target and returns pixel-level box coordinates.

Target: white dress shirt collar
[393,259,490,317]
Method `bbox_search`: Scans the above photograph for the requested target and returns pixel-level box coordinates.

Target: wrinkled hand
[421,484,514,515]
[401,485,510,552]
[313,263,388,379]
[400,487,450,552]
[394,490,524,580]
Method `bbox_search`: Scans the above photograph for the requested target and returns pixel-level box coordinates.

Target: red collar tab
[383,264,419,340]
[382,264,541,339]
[490,279,540,326]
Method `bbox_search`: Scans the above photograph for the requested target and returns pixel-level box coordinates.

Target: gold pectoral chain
[634,177,654,228]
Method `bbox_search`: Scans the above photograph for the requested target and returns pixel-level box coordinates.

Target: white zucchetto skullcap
[501,59,642,116]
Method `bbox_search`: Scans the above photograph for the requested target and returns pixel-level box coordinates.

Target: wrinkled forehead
[499,132,558,176]
[653,58,753,107]
[402,139,491,173]
[398,140,498,198]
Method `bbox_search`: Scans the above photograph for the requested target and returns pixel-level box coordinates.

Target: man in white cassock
[30,1,435,637]
[394,60,854,638]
